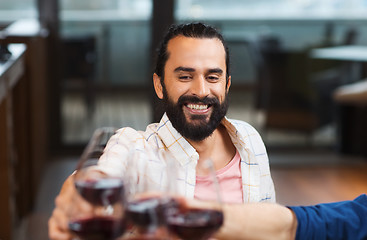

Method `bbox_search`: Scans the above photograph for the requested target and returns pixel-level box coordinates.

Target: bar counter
[0,43,26,240]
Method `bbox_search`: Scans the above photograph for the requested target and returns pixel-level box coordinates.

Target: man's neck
[187,124,236,173]
[187,129,218,159]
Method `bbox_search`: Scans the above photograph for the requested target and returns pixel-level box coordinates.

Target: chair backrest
[62,35,97,79]
[252,35,287,110]
[250,34,319,132]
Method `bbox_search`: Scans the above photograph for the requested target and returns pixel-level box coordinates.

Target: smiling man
[157,36,229,142]
[49,23,275,239]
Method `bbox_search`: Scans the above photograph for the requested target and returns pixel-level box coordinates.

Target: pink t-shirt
[194,150,243,204]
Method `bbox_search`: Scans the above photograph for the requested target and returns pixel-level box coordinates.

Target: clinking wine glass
[124,149,178,239]
[165,158,224,240]
[68,127,126,240]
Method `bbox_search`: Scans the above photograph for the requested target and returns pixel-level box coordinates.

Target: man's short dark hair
[154,22,230,86]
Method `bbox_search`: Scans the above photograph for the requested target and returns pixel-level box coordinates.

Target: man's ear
[226,75,231,93]
[153,73,164,99]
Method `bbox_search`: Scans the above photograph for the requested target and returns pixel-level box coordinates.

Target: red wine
[75,178,124,205]
[126,197,177,229]
[166,209,224,240]
[69,216,125,240]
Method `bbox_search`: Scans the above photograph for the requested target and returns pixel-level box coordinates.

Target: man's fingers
[49,200,91,240]
[52,208,70,232]
[48,213,72,240]
[50,178,92,240]
[55,189,94,216]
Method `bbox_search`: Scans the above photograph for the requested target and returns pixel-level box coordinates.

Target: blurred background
[1,0,367,239]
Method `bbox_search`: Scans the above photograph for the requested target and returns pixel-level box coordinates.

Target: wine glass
[68,127,127,240]
[123,149,178,239]
[165,159,224,240]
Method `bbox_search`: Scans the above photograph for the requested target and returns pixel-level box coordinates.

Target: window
[0,0,37,22]
[60,0,152,18]
[175,0,367,20]
[59,0,153,144]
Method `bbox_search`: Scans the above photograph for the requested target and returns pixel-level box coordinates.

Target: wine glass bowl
[68,216,125,240]
[165,204,223,240]
[125,196,168,231]
[74,175,125,207]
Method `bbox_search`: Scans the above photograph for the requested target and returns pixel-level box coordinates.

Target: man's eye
[207,76,219,81]
[179,76,191,80]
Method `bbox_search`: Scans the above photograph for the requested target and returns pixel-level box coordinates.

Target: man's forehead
[166,36,226,69]
[167,36,225,54]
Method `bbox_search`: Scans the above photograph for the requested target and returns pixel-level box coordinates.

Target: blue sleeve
[289,194,367,240]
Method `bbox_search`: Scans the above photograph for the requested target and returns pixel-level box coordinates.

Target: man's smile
[184,103,211,114]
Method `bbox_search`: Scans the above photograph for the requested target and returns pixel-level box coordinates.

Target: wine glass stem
[103,205,114,215]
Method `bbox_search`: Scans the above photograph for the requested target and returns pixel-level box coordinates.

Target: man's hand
[48,175,93,240]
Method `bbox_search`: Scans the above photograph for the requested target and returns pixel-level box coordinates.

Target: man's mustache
[177,95,220,106]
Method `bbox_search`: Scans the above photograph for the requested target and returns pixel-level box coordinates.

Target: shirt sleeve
[289,194,367,240]
[97,127,138,177]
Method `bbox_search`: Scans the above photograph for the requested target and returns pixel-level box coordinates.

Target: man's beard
[162,87,229,142]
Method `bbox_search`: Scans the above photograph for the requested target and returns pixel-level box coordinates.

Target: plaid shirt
[99,113,275,203]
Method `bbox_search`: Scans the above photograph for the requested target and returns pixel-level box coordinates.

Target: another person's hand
[175,197,297,240]
[48,175,93,240]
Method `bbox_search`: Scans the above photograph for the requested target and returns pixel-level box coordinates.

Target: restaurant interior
[1,0,367,239]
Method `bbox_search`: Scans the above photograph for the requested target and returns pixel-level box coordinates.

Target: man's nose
[191,76,210,98]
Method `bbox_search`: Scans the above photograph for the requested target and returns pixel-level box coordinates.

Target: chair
[61,35,97,114]
[333,80,367,157]
[309,25,360,127]
[252,35,318,136]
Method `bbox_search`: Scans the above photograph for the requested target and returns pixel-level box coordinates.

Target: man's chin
[184,111,210,121]
[186,117,210,126]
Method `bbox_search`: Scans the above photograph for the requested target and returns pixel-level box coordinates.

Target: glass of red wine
[123,149,178,239]
[165,159,224,240]
[68,127,126,240]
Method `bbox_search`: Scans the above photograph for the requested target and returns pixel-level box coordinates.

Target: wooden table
[310,45,367,83]
[311,45,367,156]
[310,45,367,62]
[0,43,27,240]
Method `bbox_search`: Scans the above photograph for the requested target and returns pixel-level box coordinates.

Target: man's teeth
[187,104,208,110]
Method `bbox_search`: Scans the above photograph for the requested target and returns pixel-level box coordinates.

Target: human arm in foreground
[289,194,367,240]
[215,202,297,240]
[183,194,367,240]
[178,198,297,240]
